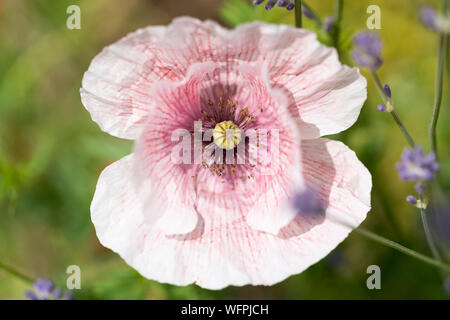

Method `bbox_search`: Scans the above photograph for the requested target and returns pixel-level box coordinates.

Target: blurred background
[0,0,449,299]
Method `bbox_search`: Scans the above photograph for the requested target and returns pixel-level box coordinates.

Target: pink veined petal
[231,22,368,139]
[131,63,210,234]
[91,138,371,290]
[91,154,146,254]
[242,83,305,235]
[151,175,199,235]
[299,138,371,227]
[286,66,367,139]
[92,154,198,239]
[80,18,236,140]
[132,61,304,232]
[80,25,175,140]
[81,17,367,141]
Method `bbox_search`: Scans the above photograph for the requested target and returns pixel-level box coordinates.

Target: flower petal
[80,17,237,140]
[233,22,368,139]
[92,139,371,289]
[299,138,371,227]
[91,155,146,253]
[92,154,198,240]
[81,18,366,140]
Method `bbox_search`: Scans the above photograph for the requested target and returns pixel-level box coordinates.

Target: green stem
[371,66,444,268]
[332,0,343,48]
[419,199,442,262]
[334,0,343,20]
[428,0,449,158]
[370,70,416,147]
[391,110,416,148]
[0,261,34,283]
[355,228,450,272]
[295,0,302,28]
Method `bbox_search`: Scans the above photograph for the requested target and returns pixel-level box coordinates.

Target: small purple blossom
[377,104,387,112]
[351,51,383,70]
[324,16,335,32]
[302,6,314,19]
[419,6,439,31]
[25,278,73,300]
[351,32,383,70]
[292,189,325,216]
[396,146,440,182]
[253,0,294,10]
[383,84,392,98]
[353,32,382,56]
[406,195,417,205]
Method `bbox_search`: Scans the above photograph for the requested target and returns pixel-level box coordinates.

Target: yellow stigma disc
[213,121,242,150]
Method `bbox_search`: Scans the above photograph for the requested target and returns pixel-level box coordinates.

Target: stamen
[213,121,242,150]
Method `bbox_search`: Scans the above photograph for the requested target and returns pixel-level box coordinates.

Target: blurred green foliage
[0,0,449,299]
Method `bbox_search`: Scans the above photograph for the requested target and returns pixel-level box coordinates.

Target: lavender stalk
[429,0,449,159]
[295,0,302,28]
[0,260,33,283]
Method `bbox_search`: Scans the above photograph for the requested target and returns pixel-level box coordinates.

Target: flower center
[213,121,242,150]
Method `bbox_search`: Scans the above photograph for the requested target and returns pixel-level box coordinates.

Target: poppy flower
[81,17,371,289]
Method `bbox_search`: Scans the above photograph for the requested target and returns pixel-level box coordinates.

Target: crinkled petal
[92,139,371,289]
[92,154,198,239]
[299,138,371,227]
[132,61,304,233]
[235,23,368,139]
[81,18,366,140]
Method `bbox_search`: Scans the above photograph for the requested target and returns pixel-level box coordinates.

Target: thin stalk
[419,199,442,262]
[391,110,416,148]
[332,0,343,48]
[295,0,302,28]
[0,261,34,283]
[334,0,343,20]
[370,70,416,147]
[428,0,449,158]
[371,69,443,267]
[355,228,450,272]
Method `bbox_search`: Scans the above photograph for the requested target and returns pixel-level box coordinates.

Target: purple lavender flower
[302,6,314,19]
[419,6,439,31]
[353,32,382,56]
[351,32,383,70]
[253,0,294,10]
[406,195,417,205]
[292,189,325,216]
[324,16,335,32]
[396,146,440,183]
[25,278,73,300]
[377,105,387,112]
[351,51,383,70]
[383,84,392,99]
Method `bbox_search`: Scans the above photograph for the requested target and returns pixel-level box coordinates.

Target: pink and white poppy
[81,17,371,290]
